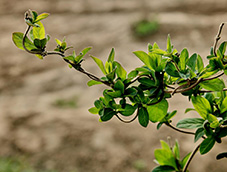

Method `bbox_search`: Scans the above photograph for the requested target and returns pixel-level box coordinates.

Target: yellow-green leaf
[33,21,45,39]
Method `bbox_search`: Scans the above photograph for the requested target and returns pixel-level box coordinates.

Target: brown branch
[165,123,196,136]
[183,144,201,172]
[213,22,226,56]
[115,113,138,123]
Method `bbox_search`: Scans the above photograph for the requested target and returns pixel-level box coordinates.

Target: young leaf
[166,34,172,53]
[148,99,168,123]
[75,47,92,63]
[207,114,219,128]
[138,107,149,127]
[108,48,115,62]
[55,38,62,45]
[197,55,204,73]
[173,141,180,160]
[114,80,125,93]
[33,21,45,39]
[220,96,227,113]
[133,51,154,70]
[12,32,36,50]
[187,53,197,72]
[179,48,189,71]
[138,77,156,87]
[191,96,212,119]
[90,55,107,75]
[88,107,99,114]
[87,80,102,87]
[176,118,205,129]
[113,61,127,80]
[181,153,191,169]
[200,137,215,155]
[35,13,50,22]
[200,78,225,91]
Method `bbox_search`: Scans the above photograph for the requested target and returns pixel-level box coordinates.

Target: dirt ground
[0,0,227,171]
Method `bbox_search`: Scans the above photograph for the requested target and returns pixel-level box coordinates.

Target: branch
[115,113,138,123]
[213,22,226,56]
[165,123,196,136]
[183,143,201,172]
[202,72,224,81]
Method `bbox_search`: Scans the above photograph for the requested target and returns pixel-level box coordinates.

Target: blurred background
[0,0,227,171]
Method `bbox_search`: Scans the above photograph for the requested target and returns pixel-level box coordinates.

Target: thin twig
[165,123,196,136]
[213,22,226,56]
[183,144,201,172]
[115,113,138,123]
[202,72,224,81]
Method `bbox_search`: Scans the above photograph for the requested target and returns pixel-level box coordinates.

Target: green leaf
[138,77,156,87]
[185,108,195,113]
[191,96,212,119]
[31,10,38,21]
[119,104,137,116]
[200,78,225,91]
[220,96,227,113]
[138,107,149,127]
[165,62,180,77]
[148,99,168,123]
[194,128,204,142]
[197,55,204,73]
[128,70,138,79]
[35,13,49,22]
[176,118,205,129]
[108,48,115,62]
[55,38,62,45]
[166,34,172,53]
[99,108,116,122]
[12,32,36,51]
[106,90,122,98]
[200,137,215,155]
[34,38,47,49]
[88,107,99,114]
[133,51,154,70]
[173,141,180,160]
[179,48,189,71]
[33,21,45,39]
[152,165,175,172]
[87,80,102,87]
[152,49,167,55]
[114,80,125,94]
[181,153,191,168]
[113,61,127,80]
[64,55,75,62]
[154,149,177,169]
[75,47,92,63]
[207,114,219,128]
[90,55,107,75]
[218,42,227,56]
[187,53,197,72]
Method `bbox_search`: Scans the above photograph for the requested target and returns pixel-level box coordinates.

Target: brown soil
[0,0,227,171]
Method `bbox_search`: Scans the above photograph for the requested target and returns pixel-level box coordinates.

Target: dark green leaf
[187,53,197,72]
[148,99,168,123]
[194,127,204,142]
[114,80,125,93]
[99,108,116,122]
[31,10,38,21]
[165,62,180,77]
[119,104,137,116]
[200,78,225,91]
[34,38,47,49]
[185,108,195,113]
[128,70,138,79]
[200,137,215,155]
[152,165,175,172]
[125,87,138,97]
[218,127,227,138]
[218,42,227,57]
[138,107,149,127]
[176,118,205,129]
[138,77,156,87]
[192,96,212,119]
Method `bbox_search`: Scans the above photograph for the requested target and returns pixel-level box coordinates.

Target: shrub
[12,10,227,172]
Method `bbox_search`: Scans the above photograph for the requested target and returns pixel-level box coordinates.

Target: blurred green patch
[0,157,57,172]
[133,159,147,171]
[132,19,159,38]
[53,96,77,109]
